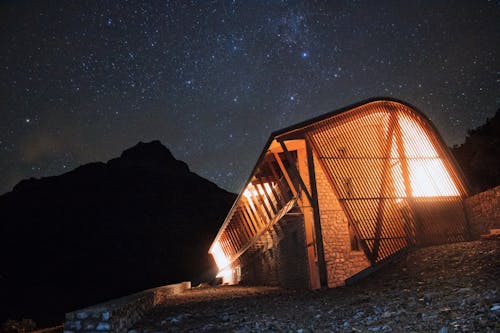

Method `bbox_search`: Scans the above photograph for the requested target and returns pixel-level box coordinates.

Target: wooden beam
[306,140,328,289]
[295,144,321,290]
[241,202,258,234]
[272,151,299,198]
[255,177,278,213]
[242,197,265,230]
[252,179,274,220]
[264,157,291,204]
[247,190,270,226]
[237,208,254,241]
[278,140,315,205]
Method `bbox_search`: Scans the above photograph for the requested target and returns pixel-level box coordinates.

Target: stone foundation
[466,185,500,238]
[63,281,190,333]
[239,214,309,288]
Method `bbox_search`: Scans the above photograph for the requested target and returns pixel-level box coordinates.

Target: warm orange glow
[216,267,233,284]
[243,182,274,199]
[210,242,229,270]
[399,115,460,197]
[209,100,469,271]
[408,160,460,196]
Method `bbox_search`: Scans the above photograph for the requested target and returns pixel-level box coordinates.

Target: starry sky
[1,1,499,195]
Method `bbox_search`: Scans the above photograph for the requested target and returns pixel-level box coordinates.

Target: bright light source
[210,242,229,270]
[216,267,234,284]
[390,114,460,197]
[243,182,274,199]
[408,159,459,197]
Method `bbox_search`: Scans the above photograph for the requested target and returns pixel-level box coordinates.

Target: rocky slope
[0,141,236,327]
[132,240,499,332]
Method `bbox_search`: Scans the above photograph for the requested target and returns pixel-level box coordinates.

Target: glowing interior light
[408,160,460,197]
[394,115,460,197]
[399,115,438,158]
[211,242,229,270]
[243,182,274,199]
[216,267,233,282]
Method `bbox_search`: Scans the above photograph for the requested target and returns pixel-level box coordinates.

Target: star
[0,1,497,196]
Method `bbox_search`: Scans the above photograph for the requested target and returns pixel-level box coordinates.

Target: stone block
[101,312,110,321]
[77,311,89,319]
[96,322,110,331]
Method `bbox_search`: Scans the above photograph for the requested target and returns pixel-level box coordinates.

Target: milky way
[1,1,498,194]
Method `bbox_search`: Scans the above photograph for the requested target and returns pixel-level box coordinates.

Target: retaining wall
[465,185,500,238]
[63,281,190,333]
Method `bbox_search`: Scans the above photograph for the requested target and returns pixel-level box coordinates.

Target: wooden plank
[256,176,278,213]
[237,207,254,240]
[278,140,315,204]
[242,197,265,230]
[252,179,274,220]
[272,151,299,198]
[240,202,258,234]
[264,157,291,204]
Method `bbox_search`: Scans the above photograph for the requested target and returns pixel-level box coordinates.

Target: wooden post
[306,140,328,289]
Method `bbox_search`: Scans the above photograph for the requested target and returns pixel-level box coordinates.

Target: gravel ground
[131,240,499,332]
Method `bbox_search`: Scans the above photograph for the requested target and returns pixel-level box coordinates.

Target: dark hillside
[0,141,236,327]
[452,110,500,193]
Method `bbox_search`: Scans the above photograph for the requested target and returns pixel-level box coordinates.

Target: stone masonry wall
[465,185,500,238]
[314,154,370,288]
[276,217,310,288]
[239,216,309,288]
[64,281,190,333]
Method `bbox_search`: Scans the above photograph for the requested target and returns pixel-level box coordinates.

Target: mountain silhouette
[0,140,236,327]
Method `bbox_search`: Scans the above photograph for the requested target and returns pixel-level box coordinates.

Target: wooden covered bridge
[209,98,470,289]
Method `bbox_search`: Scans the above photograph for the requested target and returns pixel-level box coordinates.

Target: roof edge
[270,97,432,139]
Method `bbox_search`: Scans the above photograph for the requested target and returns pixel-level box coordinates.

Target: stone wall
[238,215,309,288]
[64,281,190,333]
[465,185,500,238]
[314,154,370,288]
[238,152,372,289]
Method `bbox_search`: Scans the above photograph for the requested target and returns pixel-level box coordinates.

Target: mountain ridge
[0,140,236,327]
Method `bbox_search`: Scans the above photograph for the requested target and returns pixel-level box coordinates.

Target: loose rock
[130,240,499,332]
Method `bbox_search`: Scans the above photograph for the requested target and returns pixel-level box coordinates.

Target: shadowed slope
[0,140,236,327]
[452,110,500,194]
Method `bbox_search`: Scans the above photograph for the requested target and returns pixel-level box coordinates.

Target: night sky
[1,1,498,195]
